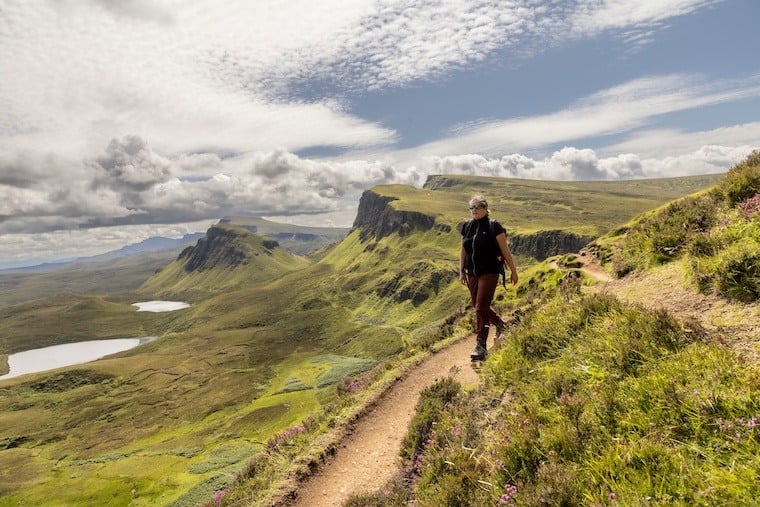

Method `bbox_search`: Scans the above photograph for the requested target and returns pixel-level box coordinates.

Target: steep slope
[329,154,759,506]
[140,224,311,300]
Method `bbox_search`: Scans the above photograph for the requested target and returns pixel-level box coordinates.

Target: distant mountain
[81,233,207,264]
[219,216,350,255]
[0,233,205,274]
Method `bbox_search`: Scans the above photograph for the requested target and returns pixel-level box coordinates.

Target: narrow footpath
[287,335,482,506]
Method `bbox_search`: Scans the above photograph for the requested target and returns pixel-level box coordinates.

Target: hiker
[459,195,518,360]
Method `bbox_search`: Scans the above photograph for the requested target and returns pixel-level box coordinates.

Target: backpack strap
[489,219,507,289]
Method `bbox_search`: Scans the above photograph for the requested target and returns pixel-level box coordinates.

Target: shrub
[689,218,760,302]
[609,194,718,276]
[713,240,760,302]
[738,193,760,220]
[716,150,760,206]
[400,376,462,461]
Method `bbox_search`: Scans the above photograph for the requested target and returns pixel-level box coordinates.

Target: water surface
[0,337,156,380]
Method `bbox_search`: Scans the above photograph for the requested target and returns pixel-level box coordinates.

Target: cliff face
[178,226,278,272]
[353,190,437,241]
[354,189,591,259]
[508,230,594,260]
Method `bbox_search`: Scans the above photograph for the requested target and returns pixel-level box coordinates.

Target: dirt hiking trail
[286,335,482,506]
[284,253,758,506]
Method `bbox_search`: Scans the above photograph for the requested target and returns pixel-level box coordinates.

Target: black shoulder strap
[462,219,473,237]
[490,219,506,288]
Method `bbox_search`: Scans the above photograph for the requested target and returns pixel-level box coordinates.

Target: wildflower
[748,417,758,428]
[412,453,425,477]
[499,484,517,504]
[609,492,617,501]
[214,489,226,506]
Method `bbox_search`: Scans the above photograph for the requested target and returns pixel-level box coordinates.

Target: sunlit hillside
[346,152,760,507]
[0,172,725,507]
[140,224,312,300]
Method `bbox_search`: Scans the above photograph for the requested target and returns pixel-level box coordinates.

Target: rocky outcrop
[353,190,436,241]
[422,175,464,189]
[178,226,277,272]
[376,261,456,306]
[507,230,594,260]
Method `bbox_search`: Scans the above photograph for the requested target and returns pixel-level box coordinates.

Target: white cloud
[601,122,760,159]
[8,0,717,162]
[570,0,725,35]
[0,0,736,163]
[374,73,760,166]
[419,143,752,182]
[0,0,396,159]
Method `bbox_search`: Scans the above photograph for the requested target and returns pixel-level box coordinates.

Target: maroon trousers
[465,273,503,341]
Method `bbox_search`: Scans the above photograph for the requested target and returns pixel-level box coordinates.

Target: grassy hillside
[0,172,725,506]
[140,224,312,300]
[419,173,722,236]
[345,152,760,506]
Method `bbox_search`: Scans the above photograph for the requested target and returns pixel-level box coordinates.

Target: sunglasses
[468,204,485,210]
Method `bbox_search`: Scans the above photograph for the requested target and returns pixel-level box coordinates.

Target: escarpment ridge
[508,229,594,260]
[179,225,277,272]
[352,190,436,241]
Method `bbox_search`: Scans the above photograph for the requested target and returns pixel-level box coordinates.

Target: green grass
[0,172,723,506]
[596,151,760,302]
[394,173,723,237]
[359,291,760,506]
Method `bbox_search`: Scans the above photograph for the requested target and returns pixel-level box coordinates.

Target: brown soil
[285,334,482,506]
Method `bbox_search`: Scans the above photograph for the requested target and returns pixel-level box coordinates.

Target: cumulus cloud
[90,136,171,193]
[0,137,422,235]
[418,144,752,182]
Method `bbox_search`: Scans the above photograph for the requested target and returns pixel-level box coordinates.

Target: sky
[1,0,759,269]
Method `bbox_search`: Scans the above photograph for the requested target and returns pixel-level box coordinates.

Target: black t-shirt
[461,217,505,276]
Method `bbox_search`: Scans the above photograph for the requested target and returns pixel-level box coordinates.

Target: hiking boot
[470,339,487,361]
[494,321,506,338]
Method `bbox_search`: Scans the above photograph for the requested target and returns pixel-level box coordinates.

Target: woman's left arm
[495,233,519,285]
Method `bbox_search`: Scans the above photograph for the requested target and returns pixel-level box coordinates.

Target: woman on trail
[459,195,518,360]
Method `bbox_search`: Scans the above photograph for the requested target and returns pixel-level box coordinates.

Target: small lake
[132,300,190,312]
[0,300,189,381]
[0,337,156,380]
